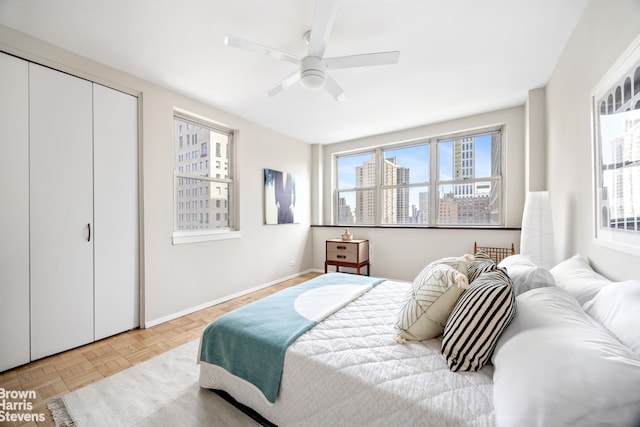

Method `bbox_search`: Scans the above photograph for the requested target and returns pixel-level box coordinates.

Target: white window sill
[172,229,242,245]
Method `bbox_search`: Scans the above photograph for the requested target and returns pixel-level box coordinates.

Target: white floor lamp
[520,191,555,270]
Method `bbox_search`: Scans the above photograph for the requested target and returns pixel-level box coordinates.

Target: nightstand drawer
[326,243,358,262]
[325,240,369,263]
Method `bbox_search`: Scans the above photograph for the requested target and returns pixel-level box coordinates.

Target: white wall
[525,87,547,192]
[0,24,314,326]
[546,0,640,281]
[312,106,526,281]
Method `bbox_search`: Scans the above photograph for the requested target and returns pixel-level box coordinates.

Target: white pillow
[396,263,469,341]
[584,280,640,354]
[492,287,640,427]
[549,254,611,305]
[493,286,592,348]
[498,254,554,296]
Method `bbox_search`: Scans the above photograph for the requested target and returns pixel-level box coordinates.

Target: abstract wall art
[264,168,297,224]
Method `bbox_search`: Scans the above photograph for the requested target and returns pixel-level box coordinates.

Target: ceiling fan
[224,0,400,102]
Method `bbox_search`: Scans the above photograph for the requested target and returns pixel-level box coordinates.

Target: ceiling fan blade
[224,35,300,65]
[308,0,337,58]
[324,74,348,102]
[267,69,302,98]
[325,51,400,70]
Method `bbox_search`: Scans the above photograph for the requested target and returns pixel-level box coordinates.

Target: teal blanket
[199,273,384,403]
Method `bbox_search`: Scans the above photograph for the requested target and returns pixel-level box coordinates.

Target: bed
[199,253,640,427]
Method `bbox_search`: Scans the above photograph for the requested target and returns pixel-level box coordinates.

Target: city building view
[597,64,640,232]
[337,134,501,225]
[174,118,231,231]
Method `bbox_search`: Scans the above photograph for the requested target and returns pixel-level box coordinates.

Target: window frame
[333,126,504,227]
[172,110,240,244]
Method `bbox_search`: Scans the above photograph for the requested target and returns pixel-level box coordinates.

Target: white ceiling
[0,0,587,144]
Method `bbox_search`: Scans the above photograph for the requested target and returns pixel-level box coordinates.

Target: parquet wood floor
[0,272,321,427]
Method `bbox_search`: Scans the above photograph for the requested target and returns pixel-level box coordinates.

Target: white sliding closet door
[29,64,95,360]
[0,53,30,371]
[93,84,139,340]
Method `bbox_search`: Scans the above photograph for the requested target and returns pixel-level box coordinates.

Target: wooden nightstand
[325,239,370,276]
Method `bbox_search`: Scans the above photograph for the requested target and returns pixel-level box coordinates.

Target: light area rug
[47,340,259,427]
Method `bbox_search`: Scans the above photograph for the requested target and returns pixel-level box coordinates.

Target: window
[437,132,502,225]
[381,144,430,224]
[173,112,238,243]
[335,128,502,226]
[591,44,640,255]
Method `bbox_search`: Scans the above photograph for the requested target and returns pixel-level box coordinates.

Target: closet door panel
[0,53,30,371]
[29,64,94,360]
[93,84,140,340]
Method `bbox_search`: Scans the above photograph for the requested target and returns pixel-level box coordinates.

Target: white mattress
[199,280,495,426]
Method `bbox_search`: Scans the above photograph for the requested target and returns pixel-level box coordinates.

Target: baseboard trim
[144,269,319,328]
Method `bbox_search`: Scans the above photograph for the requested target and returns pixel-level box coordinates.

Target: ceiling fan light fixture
[300,56,326,89]
[301,69,325,89]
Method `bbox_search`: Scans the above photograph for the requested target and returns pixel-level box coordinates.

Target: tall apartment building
[338,196,356,224]
[355,159,376,224]
[384,157,410,223]
[175,120,230,230]
[454,137,475,197]
[354,156,410,223]
[417,190,429,223]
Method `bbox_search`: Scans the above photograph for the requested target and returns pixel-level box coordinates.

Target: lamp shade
[520,191,555,270]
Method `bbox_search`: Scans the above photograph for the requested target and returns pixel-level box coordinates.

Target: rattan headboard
[473,242,515,264]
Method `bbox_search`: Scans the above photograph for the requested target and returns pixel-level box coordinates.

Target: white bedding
[199,280,495,426]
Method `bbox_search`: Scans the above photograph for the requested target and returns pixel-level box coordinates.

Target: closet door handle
[87,223,91,242]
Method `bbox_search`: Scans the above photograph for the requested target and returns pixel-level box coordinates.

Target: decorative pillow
[441,268,515,372]
[498,254,555,296]
[423,254,474,276]
[549,254,611,305]
[492,286,640,427]
[467,252,496,283]
[396,263,469,341]
[584,280,640,354]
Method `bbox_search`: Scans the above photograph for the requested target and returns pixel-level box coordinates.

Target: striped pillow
[467,252,496,283]
[441,268,516,372]
[474,251,492,261]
